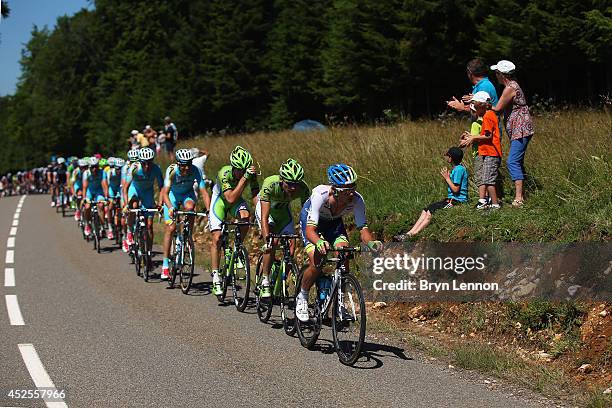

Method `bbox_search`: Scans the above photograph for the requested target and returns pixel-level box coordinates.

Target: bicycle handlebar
[175,210,208,217]
[128,208,159,213]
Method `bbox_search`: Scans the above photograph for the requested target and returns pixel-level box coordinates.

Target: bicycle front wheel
[168,236,178,289]
[232,246,251,312]
[331,273,366,366]
[255,254,272,323]
[179,235,195,294]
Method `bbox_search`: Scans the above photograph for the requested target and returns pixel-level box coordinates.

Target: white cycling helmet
[127,149,139,162]
[107,157,116,167]
[138,147,155,162]
[78,159,87,167]
[114,158,125,168]
[57,157,66,164]
[89,157,99,166]
[175,148,193,164]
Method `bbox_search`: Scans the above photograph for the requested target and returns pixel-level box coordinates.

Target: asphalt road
[0,195,556,407]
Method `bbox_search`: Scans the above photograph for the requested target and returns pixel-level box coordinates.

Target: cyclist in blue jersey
[159,149,211,280]
[105,157,123,240]
[121,149,140,252]
[122,147,163,254]
[82,157,109,237]
[71,159,88,221]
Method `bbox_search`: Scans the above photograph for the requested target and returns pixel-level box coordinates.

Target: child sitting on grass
[395,147,468,239]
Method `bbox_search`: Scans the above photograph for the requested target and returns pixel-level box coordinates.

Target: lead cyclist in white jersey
[296,164,382,322]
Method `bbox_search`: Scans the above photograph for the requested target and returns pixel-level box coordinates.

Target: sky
[0,0,92,96]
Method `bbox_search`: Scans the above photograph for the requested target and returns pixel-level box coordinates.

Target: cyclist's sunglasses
[334,186,356,195]
[282,180,300,188]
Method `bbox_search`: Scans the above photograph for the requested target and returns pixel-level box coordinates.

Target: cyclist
[122,147,163,256]
[295,164,382,322]
[105,157,123,240]
[160,149,211,280]
[71,159,88,221]
[121,149,140,252]
[48,156,57,206]
[209,146,259,296]
[53,157,69,207]
[255,159,309,297]
[82,157,109,237]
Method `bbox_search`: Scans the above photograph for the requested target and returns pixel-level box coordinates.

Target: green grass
[175,110,611,242]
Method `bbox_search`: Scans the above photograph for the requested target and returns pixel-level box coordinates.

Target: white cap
[145,125,151,129]
[131,130,138,135]
[190,148,200,157]
[469,91,492,103]
[491,60,516,74]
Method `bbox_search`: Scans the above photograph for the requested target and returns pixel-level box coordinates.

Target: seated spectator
[395,147,468,239]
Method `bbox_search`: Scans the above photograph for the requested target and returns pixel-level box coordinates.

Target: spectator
[490,60,534,207]
[136,130,149,148]
[190,148,209,179]
[447,58,499,113]
[144,125,157,148]
[459,91,501,210]
[129,130,140,150]
[163,116,178,157]
[395,147,469,239]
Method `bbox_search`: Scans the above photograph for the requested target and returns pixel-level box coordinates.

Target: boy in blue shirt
[396,147,468,239]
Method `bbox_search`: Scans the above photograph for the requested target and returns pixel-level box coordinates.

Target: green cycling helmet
[229,146,253,170]
[99,158,108,168]
[279,158,304,182]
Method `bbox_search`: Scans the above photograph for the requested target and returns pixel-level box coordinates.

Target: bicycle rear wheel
[295,267,321,349]
[282,262,299,336]
[232,246,251,312]
[331,273,366,366]
[255,254,272,323]
[179,235,195,294]
[61,192,65,217]
[216,252,229,303]
[141,231,149,282]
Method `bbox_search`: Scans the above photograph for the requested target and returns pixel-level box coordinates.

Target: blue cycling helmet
[327,164,357,186]
[50,155,57,164]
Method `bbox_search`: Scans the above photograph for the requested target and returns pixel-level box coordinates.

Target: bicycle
[128,208,158,282]
[109,196,122,246]
[168,209,207,294]
[89,200,107,254]
[216,220,253,312]
[254,233,299,336]
[56,185,68,217]
[295,246,367,366]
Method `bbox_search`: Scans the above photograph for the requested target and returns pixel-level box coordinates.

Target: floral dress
[504,81,534,140]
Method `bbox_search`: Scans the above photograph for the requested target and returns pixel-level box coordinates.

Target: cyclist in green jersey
[209,146,259,295]
[255,159,310,297]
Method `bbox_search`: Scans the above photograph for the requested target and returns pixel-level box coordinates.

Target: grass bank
[175,110,610,242]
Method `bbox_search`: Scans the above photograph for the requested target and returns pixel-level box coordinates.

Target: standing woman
[491,60,534,207]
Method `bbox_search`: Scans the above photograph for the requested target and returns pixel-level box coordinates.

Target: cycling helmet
[138,147,155,162]
[57,157,66,165]
[107,157,116,167]
[99,158,108,168]
[89,157,99,166]
[50,155,57,163]
[279,158,304,182]
[114,158,125,168]
[229,146,253,170]
[78,159,87,167]
[175,148,193,164]
[327,164,357,186]
[127,149,139,162]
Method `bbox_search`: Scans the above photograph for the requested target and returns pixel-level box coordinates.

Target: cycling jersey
[125,162,163,211]
[208,165,259,231]
[83,168,106,202]
[105,167,122,198]
[299,185,368,253]
[164,164,206,196]
[255,175,309,234]
[56,165,68,185]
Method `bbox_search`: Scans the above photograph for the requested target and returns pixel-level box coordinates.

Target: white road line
[10,227,17,236]
[5,268,15,287]
[13,213,20,219]
[12,219,19,227]
[6,295,25,325]
[15,208,21,213]
[7,237,15,248]
[6,250,14,264]
[18,344,68,408]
